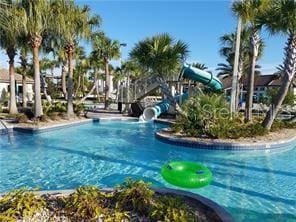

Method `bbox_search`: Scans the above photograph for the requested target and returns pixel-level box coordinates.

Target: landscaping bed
[0,180,233,222]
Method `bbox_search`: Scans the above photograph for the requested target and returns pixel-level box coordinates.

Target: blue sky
[0,0,287,74]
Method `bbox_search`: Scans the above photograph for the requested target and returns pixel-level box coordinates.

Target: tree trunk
[230,16,242,114]
[61,63,67,98]
[262,34,296,130]
[20,53,28,108]
[104,59,110,109]
[75,75,81,98]
[66,44,75,118]
[22,75,27,108]
[7,48,18,114]
[245,29,259,122]
[82,74,85,96]
[235,58,244,111]
[31,35,43,117]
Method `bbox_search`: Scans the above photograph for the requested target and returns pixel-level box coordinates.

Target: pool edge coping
[155,128,296,150]
[2,117,139,133]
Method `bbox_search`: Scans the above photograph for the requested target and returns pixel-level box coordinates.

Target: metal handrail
[0,119,9,131]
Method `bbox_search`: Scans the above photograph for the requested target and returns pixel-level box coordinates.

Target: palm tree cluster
[219,0,295,130]
[0,0,124,117]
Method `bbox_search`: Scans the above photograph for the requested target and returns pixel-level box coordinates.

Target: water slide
[139,63,223,121]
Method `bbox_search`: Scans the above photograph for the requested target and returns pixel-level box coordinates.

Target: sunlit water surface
[0,121,295,222]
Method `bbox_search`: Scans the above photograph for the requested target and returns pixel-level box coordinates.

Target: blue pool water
[0,121,295,222]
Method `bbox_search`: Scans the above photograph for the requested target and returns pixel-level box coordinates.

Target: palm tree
[91,32,120,109]
[217,26,264,111]
[53,1,100,117]
[130,33,189,111]
[0,0,10,29]
[232,0,268,121]
[191,62,208,71]
[21,0,53,117]
[260,0,296,130]
[0,2,26,114]
[130,33,189,77]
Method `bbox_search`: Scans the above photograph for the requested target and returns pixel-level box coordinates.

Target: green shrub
[6,113,29,123]
[0,180,198,221]
[271,119,296,132]
[266,88,296,106]
[65,186,109,221]
[47,112,60,121]
[74,103,85,115]
[0,188,46,221]
[43,101,67,116]
[173,93,268,139]
[115,178,154,216]
[151,195,195,222]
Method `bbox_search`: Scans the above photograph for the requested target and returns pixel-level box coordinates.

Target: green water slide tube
[181,63,223,91]
[139,63,223,121]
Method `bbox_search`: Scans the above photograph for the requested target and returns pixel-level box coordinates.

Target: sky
[0,0,287,75]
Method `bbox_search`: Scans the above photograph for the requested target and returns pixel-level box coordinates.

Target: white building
[0,68,34,102]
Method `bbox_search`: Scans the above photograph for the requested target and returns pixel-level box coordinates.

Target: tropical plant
[173,93,267,139]
[0,188,46,221]
[266,88,296,106]
[151,195,195,222]
[191,62,208,71]
[130,33,189,111]
[52,0,100,117]
[232,0,269,121]
[91,32,120,109]
[21,0,54,117]
[217,28,264,111]
[130,33,189,77]
[0,2,26,114]
[217,28,264,79]
[115,179,154,216]
[65,186,109,221]
[259,0,296,130]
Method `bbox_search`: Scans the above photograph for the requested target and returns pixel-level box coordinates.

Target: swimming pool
[0,121,295,221]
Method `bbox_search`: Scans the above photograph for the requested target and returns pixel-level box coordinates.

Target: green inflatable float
[161,161,212,188]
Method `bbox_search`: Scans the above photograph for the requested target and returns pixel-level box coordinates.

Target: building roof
[220,74,292,89]
[0,69,34,83]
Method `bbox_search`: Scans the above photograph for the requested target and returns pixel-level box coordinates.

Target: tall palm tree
[232,0,268,121]
[91,32,120,109]
[260,0,296,130]
[0,0,10,29]
[21,0,53,117]
[217,28,264,110]
[53,0,100,117]
[0,2,26,114]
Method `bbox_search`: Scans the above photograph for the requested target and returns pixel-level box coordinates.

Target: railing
[119,74,160,103]
[0,119,9,134]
